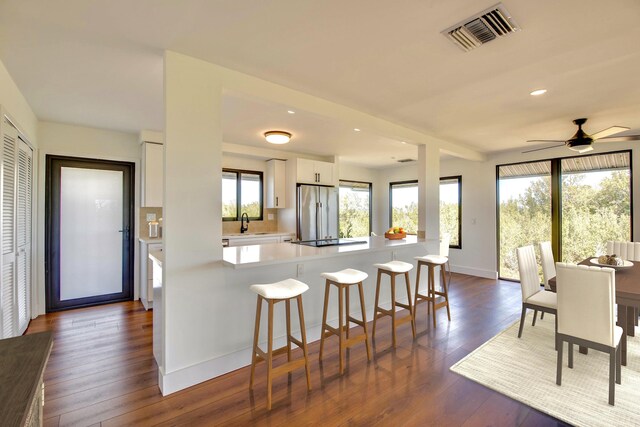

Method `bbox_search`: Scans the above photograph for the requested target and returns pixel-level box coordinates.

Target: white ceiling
[1,0,640,166]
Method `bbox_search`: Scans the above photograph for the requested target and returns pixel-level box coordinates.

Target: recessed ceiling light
[287,110,295,114]
[530,89,547,96]
[354,128,361,132]
[400,141,407,144]
[264,131,292,144]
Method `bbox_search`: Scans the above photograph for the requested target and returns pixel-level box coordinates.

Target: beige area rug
[450,312,640,426]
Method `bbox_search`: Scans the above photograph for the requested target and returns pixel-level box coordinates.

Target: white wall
[0,59,38,143]
[35,121,140,314]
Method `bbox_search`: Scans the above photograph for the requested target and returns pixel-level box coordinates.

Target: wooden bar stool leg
[390,272,397,348]
[345,284,350,340]
[297,295,312,391]
[429,266,436,328]
[319,280,330,361]
[357,281,372,361]
[249,295,262,389]
[266,299,274,410]
[441,266,451,321]
[414,262,422,314]
[372,269,382,339]
[405,272,416,339]
[338,282,345,374]
[285,299,292,362]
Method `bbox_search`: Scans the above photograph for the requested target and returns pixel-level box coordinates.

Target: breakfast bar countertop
[222,235,432,269]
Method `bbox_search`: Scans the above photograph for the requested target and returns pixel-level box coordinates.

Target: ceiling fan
[523,118,640,154]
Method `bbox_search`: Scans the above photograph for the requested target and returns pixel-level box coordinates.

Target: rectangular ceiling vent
[442,3,520,52]
[397,158,415,163]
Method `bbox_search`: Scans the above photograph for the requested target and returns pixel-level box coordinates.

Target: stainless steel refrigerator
[297,184,339,241]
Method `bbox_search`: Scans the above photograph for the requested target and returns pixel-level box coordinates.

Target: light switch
[146,213,157,221]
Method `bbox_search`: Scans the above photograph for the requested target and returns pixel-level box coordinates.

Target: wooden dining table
[549,257,640,366]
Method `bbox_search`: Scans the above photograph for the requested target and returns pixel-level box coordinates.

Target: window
[389,180,418,234]
[440,176,462,248]
[497,151,632,280]
[339,180,372,238]
[222,169,263,221]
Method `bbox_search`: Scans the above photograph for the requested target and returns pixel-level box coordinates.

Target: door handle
[276,196,278,207]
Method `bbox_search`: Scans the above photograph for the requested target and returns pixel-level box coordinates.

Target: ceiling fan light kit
[264,130,292,144]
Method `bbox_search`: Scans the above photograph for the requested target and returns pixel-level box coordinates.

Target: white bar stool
[249,278,311,410]
[372,260,416,347]
[319,268,371,374]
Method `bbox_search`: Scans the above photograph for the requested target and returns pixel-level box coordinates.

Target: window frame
[389,180,418,235]
[339,179,373,237]
[440,175,462,249]
[222,168,264,221]
[495,149,633,281]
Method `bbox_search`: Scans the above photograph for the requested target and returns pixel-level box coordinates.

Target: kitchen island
[153,235,438,394]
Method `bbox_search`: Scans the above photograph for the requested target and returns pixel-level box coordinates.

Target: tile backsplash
[140,207,163,239]
[222,208,279,235]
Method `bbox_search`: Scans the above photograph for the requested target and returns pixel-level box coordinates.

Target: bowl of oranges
[384,226,406,240]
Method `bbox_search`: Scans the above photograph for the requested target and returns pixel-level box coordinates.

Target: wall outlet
[268,213,274,220]
[146,213,157,221]
[297,263,304,277]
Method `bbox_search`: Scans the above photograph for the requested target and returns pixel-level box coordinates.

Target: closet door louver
[0,118,18,338]
[17,139,32,334]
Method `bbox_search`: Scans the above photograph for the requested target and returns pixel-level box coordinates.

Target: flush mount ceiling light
[264,131,292,144]
[530,89,547,96]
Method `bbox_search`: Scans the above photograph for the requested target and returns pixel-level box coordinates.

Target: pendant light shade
[264,131,292,144]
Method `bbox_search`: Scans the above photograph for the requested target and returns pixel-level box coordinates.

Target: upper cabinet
[265,159,286,208]
[296,158,336,186]
[140,130,164,207]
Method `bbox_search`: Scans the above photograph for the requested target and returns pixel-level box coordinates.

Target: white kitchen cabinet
[296,158,335,186]
[139,239,162,310]
[265,159,286,208]
[141,141,163,207]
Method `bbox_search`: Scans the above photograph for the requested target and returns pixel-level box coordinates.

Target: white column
[163,51,223,375]
[417,144,440,240]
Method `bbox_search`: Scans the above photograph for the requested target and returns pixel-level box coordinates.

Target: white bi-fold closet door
[0,116,33,338]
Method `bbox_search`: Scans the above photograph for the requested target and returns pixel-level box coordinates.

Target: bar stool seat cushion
[321,268,368,284]
[250,278,309,300]
[415,254,448,265]
[374,260,414,273]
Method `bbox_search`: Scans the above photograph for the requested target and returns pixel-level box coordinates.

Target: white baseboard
[450,264,498,280]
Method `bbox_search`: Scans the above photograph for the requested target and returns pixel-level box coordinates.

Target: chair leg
[568,342,573,369]
[338,281,345,374]
[414,262,422,318]
[285,299,292,362]
[609,348,616,406]
[319,281,330,361]
[345,285,350,341]
[266,300,274,410]
[405,272,416,339]
[541,312,545,320]
[616,344,622,385]
[556,336,563,386]
[249,295,262,389]
[532,310,538,326]
[555,314,558,351]
[390,272,397,347]
[372,270,382,339]
[441,266,451,321]
[297,295,312,391]
[429,266,436,328]
[518,304,527,338]
[357,282,372,361]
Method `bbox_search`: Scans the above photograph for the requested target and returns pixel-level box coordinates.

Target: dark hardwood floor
[27,273,568,426]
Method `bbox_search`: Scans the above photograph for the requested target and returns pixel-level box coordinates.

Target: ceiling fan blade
[522,143,566,154]
[526,139,566,143]
[591,126,631,140]
[596,133,640,142]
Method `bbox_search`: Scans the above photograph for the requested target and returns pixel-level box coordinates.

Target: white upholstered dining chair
[539,241,555,291]
[516,245,557,340]
[555,262,622,406]
[606,241,640,261]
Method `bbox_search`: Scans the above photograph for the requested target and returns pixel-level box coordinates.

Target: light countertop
[223,235,431,269]
[139,237,163,244]
[222,232,293,240]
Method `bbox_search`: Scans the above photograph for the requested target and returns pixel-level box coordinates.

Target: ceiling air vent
[397,158,415,163]
[442,3,520,52]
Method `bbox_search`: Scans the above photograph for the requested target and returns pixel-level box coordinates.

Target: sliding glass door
[497,151,632,280]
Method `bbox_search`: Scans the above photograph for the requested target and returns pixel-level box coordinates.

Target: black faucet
[240,212,250,234]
